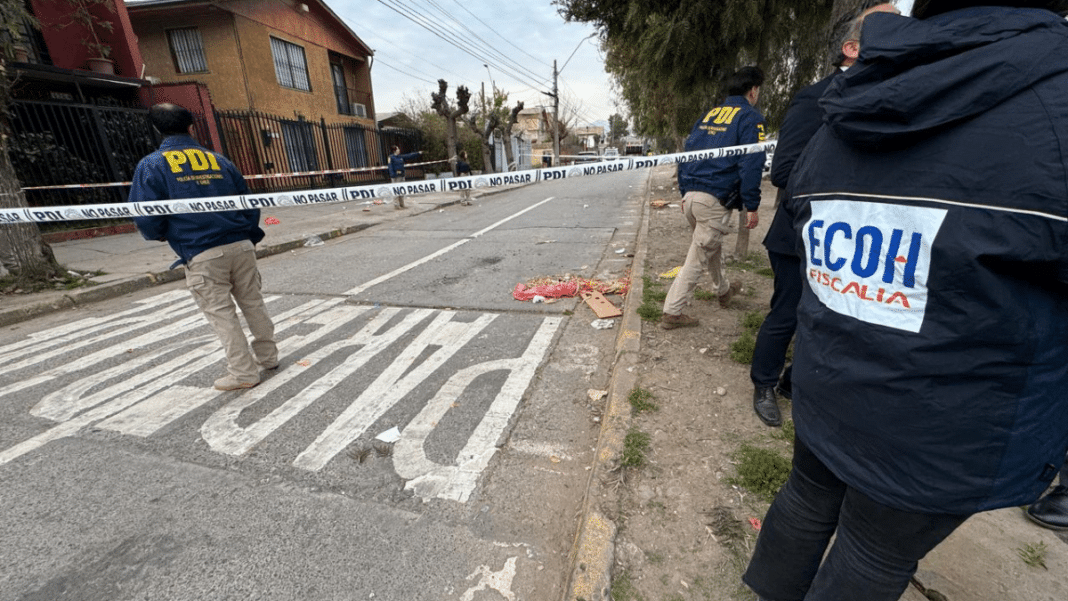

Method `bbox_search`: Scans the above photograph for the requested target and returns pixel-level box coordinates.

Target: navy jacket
[388,151,420,178]
[456,160,472,176]
[129,135,263,267]
[764,72,839,255]
[787,7,1068,513]
[677,96,766,211]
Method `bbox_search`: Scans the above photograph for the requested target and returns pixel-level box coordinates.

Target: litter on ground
[512,275,630,302]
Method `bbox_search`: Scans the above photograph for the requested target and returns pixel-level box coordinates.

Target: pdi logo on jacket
[802,199,947,333]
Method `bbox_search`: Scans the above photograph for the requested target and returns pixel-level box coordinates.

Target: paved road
[0,171,646,601]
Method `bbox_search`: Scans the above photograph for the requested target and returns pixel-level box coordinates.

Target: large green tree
[556,0,874,141]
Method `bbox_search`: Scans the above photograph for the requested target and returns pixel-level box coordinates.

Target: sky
[332,1,615,130]
[337,0,916,131]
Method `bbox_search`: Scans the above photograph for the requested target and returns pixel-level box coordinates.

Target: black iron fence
[214,109,423,193]
[6,102,426,229]
[8,99,158,216]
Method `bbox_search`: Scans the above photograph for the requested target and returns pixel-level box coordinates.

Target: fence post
[89,103,126,203]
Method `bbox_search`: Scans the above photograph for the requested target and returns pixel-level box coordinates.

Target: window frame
[270,36,312,92]
[166,27,209,74]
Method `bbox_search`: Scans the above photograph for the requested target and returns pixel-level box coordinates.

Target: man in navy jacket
[744,2,1068,599]
[750,1,899,427]
[661,66,766,329]
[130,104,277,392]
[388,145,421,209]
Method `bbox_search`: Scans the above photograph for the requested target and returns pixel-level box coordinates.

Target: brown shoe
[718,281,742,308]
[660,313,699,330]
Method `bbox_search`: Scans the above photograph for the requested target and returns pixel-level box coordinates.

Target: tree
[500,101,524,171]
[555,0,849,137]
[608,113,628,144]
[1,0,64,284]
[430,79,471,171]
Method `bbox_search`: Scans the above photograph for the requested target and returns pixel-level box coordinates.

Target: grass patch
[1017,541,1048,569]
[0,269,102,294]
[637,275,667,322]
[621,428,652,469]
[756,266,775,278]
[727,444,791,502]
[693,287,714,301]
[730,331,756,364]
[611,569,645,601]
[770,418,795,442]
[730,311,767,364]
[628,387,658,413]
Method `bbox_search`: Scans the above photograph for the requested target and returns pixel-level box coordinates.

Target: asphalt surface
[2,169,1067,601]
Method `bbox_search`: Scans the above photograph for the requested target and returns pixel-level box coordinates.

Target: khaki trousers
[391,176,406,207]
[185,240,277,381]
[663,191,733,316]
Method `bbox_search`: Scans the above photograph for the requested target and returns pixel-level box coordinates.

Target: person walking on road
[743,1,1068,599]
[456,150,473,205]
[129,103,278,392]
[661,66,767,330]
[388,145,422,210]
[750,1,900,428]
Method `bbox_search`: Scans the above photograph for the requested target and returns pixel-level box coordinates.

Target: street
[0,171,646,601]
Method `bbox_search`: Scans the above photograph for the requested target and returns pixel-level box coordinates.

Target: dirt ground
[601,167,790,601]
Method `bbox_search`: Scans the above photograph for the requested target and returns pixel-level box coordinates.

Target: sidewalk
[0,186,512,328]
[568,165,1068,601]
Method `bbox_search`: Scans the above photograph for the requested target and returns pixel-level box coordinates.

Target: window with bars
[167,28,208,73]
[270,37,311,92]
[331,63,350,114]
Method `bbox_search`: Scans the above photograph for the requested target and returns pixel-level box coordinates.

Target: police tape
[1,141,774,224]
[17,160,452,191]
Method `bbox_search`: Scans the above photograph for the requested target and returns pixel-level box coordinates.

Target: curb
[563,168,656,601]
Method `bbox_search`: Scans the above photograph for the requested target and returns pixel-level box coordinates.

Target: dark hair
[725,66,764,97]
[459,150,467,159]
[912,0,1068,18]
[391,145,400,153]
[149,103,194,136]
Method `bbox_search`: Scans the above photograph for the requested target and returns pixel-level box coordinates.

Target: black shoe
[1026,485,1068,531]
[753,387,782,427]
[774,379,792,401]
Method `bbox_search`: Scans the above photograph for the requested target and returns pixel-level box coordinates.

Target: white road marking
[343,196,555,296]
[460,556,518,601]
[395,317,560,502]
[292,310,498,471]
[1,288,562,502]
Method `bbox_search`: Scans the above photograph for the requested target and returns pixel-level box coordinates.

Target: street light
[483,64,495,92]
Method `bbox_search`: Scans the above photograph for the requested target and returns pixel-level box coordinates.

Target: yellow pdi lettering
[183,149,220,172]
[702,106,742,125]
[162,151,188,173]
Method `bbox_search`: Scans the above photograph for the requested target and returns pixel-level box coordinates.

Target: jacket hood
[820,7,1068,146]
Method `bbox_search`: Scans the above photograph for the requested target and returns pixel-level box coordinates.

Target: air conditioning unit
[350,102,367,118]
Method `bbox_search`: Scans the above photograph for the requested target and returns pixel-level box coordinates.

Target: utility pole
[552,60,560,166]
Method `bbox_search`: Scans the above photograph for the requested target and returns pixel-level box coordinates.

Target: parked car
[603,147,620,158]
[577,151,599,163]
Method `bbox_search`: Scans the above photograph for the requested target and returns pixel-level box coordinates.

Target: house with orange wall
[125,0,375,126]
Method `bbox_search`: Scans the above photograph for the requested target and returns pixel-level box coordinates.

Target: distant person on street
[661,66,767,330]
[743,1,1068,600]
[455,150,473,205]
[750,1,900,428]
[129,103,277,392]
[1027,455,1068,530]
[388,145,421,210]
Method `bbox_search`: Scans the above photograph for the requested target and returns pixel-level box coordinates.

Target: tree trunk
[734,210,750,259]
[0,55,63,282]
[501,102,523,171]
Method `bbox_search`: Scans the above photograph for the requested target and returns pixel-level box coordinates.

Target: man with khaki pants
[130,103,277,391]
[662,66,767,329]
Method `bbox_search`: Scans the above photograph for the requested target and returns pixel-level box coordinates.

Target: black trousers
[750,250,803,389]
[743,437,970,601]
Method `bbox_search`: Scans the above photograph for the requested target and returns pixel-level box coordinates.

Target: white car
[603,147,620,158]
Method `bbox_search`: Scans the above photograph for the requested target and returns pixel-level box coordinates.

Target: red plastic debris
[749,517,762,531]
[264,216,280,225]
[512,276,630,302]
